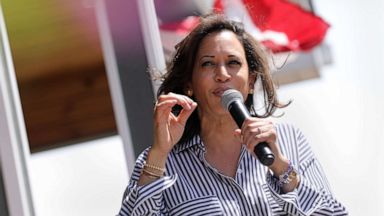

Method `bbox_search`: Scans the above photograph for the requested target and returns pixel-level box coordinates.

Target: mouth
[212,87,231,97]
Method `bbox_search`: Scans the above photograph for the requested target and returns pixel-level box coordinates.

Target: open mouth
[213,87,231,97]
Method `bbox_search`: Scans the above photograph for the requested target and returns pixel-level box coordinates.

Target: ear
[184,82,193,96]
[248,73,257,89]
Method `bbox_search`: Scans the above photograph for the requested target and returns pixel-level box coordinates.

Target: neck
[199,112,242,178]
[199,112,241,153]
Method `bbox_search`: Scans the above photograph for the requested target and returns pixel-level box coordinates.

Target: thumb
[234,129,242,143]
[177,102,197,125]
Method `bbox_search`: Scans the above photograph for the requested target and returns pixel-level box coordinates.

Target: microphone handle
[228,101,275,166]
[229,101,250,127]
[254,142,275,166]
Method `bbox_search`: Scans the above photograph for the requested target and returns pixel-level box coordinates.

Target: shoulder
[275,122,299,140]
[274,122,298,151]
[275,122,307,140]
[275,122,314,163]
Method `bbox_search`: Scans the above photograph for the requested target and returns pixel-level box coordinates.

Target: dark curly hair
[157,13,289,145]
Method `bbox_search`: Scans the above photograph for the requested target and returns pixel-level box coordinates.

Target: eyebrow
[199,54,239,60]
[199,55,215,60]
[227,55,239,58]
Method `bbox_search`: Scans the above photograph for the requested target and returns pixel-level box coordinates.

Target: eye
[228,60,241,66]
[201,61,216,67]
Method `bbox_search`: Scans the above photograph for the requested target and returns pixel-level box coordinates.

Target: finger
[154,100,177,121]
[167,93,192,110]
[155,100,178,113]
[243,124,274,147]
[252,130,275,146]
[241,119,274,141]
[168,92,195,104]
[159,93,194,110]
[241,117,262,130]
[242,125,262,145]
[177,102,197,125]
[244,134,267,154]
[241,119,263,138]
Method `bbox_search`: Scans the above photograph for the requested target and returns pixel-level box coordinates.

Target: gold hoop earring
[186,89,193,97]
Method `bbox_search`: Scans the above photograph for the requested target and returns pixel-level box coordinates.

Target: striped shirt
[118,123,348,215]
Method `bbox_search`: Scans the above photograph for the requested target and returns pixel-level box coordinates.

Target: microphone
[221,89,275,166]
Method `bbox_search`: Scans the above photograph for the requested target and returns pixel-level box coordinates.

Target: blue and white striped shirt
[118,123,348,215]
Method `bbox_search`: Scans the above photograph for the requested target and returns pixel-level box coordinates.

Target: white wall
[276,0,384,215]
[29,136,129,216]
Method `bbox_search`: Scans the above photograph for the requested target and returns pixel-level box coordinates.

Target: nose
[214,64,231,82]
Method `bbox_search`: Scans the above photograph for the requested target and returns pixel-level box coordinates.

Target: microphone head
[221,89,244,110]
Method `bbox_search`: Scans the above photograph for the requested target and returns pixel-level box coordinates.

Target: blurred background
[0,0,383,215]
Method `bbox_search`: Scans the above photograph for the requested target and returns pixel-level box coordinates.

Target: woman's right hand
[139,93,196,185]
[152,93,197,156]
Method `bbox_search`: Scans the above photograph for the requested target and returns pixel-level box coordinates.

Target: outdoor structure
[1,0,383,215]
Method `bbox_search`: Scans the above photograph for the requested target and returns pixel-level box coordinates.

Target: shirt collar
[174,135,206,153]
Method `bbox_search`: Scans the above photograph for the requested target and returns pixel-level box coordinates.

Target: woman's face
[190,30,254,116]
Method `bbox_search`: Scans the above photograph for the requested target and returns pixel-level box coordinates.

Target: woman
[118,14,348,215]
